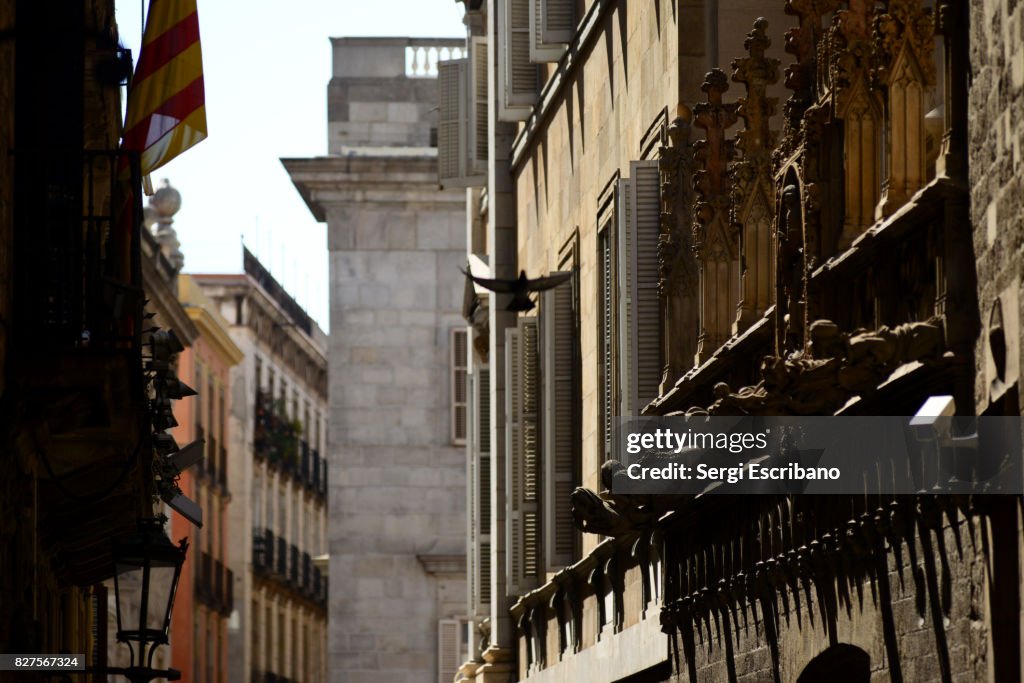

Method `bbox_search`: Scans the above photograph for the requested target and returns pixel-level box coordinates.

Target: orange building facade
[171,275,245,683]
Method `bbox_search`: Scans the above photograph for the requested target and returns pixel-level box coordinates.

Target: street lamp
[108,519,188,683]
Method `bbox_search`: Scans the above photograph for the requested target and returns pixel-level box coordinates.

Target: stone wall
[970,0,1024,415]
[328,37,464,152]
[509,0,791,552]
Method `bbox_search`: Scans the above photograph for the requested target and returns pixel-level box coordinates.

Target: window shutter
[477,368,492,611]
[530,0,572,62]
[469,37,489,172]
[436,57,483,187]
[618,162,663,416]
[451,328,468,444]
[617,176,636,418]
[506,319,540,596]
[466,370,478,615]
[542,278,579,571]
[599,228,615,460]
[469,368,492,616]
[542,0,576,45]
[630,160,663,410]
[499,0,537,120]
[437,619,462,683]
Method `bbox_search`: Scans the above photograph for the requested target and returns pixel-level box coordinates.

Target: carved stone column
[731,18,780,332]
[872,0,936,218]
[693,69,738,362]
[658,105,698,392]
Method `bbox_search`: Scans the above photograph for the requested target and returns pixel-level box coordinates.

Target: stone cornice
[416,553,466,576]
[282,152,463,221]
[143,256,198,346]
[179,275,244,366]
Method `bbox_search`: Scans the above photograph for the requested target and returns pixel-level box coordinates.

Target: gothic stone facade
[454,0,1024,682]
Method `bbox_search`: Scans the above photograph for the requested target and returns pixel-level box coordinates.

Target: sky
[115,0,467,328]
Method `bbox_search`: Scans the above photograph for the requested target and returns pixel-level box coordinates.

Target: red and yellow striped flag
[122,0,207,175]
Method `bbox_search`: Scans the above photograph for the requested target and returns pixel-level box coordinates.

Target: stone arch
[796,643,870,683]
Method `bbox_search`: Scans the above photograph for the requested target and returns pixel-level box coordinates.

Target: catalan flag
[123,0,207,175]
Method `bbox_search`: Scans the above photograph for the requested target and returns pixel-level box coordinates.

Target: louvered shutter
[477,368,492,611]
[542,0,576,45]
[438,59,469,188]
[599,229,615,460]
[469,368,492,616]
[630,160,663,410]
[506,319,541,596]
[530,0,573,62]
[499,0,537,120]
[437,619,461,683]
[542,278,578,570]
[466,370,478,615]
[617,176,636,417]
[618,163,663,416]
[469,37,489,172]
[451,329,468,444]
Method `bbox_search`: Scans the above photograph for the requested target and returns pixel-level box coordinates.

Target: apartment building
[170,273,245,683]
[193,249,329,683]
[445,0,1024,682]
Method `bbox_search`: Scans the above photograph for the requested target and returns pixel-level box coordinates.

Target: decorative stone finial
[148,178,184,273]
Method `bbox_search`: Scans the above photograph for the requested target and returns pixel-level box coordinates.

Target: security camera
[910,395,956,442]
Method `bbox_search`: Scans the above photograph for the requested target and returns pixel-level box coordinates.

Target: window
[598,163,662,461]
[437,618,470,683]
[451,328,469,445]
[251,598,260,672]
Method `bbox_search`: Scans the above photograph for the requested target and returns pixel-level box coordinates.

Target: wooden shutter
[477,368,492,610]
[437,619,462,683]
[499,0,537,120]
[466,369,478,616]
[617,176,636,418]
[599,227,615,460]
[630,160,662,410]
[542,278,579,570]
[469,368,492,616]
[437,58,464,183]
[469,37,489,172]
[436,57,483,187]
[530,0,572,62]
[542,0,576,45]
[618,162,662,416]
[451,328,468,444]
[506,319,540,596]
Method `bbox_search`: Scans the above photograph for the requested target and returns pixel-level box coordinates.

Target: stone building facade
[193,251,329,683]
[449,0,1024,682]
[170,273,245,683]
[284,37,469,683]
[0,0,177,676]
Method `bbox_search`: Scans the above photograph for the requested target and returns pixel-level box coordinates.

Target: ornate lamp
[109,519,188,682]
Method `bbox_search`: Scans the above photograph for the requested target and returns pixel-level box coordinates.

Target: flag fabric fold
[123,0,207,175]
